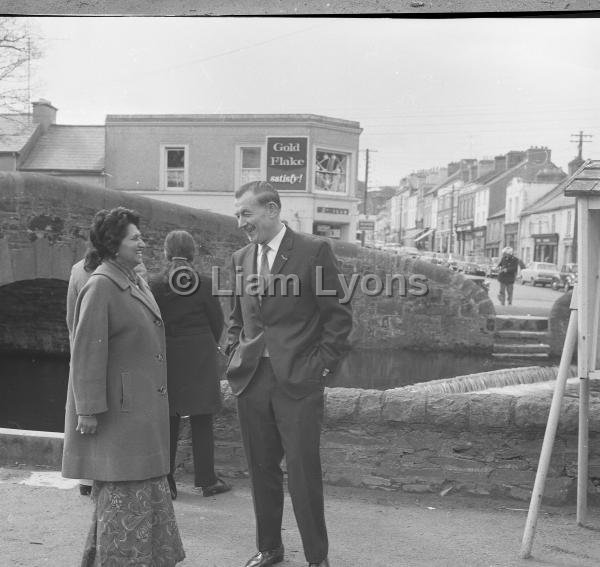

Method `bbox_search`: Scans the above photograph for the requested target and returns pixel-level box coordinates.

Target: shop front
[455,221,473,257]
[472,227,486,257]
[533,233,559,264]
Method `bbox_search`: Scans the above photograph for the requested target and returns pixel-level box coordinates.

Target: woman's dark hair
[159,230,198,285]
[84,207,140,272]
[164,230,197,262]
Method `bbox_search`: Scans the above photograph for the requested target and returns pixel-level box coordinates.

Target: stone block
[468,393,513,429]
[356,389,383,422]
[325,388,361,422]
[514,395,552,428]
[425,393,469,430]
[361,475,392,489]
[543,477,576,505]
[557,397,579,432]
[381,389,425,423]
[489,469,536,485]
[402,483,433,493]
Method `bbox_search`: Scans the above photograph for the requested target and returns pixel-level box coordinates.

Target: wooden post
[576,198,591,525]
[520,291,578,559]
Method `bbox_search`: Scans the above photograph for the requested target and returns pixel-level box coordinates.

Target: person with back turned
[149,229,231,500]
[225,181,353,567]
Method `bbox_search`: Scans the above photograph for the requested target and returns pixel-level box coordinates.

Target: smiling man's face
[234,190,281,245]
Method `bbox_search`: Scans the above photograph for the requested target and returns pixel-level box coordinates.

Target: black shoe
[167,474,177,500]
[309,560,330,567]
[79,484,92,496]
[244,545,284,567]
[200,476,231,497]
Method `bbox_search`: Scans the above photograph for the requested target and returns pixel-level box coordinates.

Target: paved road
[2,467,600,567]
[487,277,566,317]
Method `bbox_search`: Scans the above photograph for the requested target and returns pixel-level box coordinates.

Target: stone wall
[0,172,495,355]
[173,372,600,506]
[548,290,574,358]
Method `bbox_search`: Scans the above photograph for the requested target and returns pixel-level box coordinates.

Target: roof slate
[20,125,105,171]
[0,114,38,153]
[563,160,600,196]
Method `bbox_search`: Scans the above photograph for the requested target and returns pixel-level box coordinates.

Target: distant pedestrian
[149,230,231,500]
[497,246,525,306]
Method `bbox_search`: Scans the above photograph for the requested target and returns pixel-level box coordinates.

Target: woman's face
[117,223,145,268]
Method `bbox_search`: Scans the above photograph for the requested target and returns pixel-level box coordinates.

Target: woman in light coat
[62,207,185,566]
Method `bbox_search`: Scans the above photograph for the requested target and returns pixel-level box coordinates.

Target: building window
[551,214,556,233]
[161,145,188,190]
[240,147,262,185]
[566,210,572,236]
[315,150,348,193]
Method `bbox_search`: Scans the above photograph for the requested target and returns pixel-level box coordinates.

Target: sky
[21,16,600,186]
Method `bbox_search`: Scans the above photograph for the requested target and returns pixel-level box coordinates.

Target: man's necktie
[259,244,271,302]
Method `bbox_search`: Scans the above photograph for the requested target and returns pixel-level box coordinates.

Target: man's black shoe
[79,484,92,496]
[243,544,284,567]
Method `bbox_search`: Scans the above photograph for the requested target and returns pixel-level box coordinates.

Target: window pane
[167,149,185,169]
[315,150,347,193]
[242,147,260,169]
[241,169,261,185]
[167,170,185,188]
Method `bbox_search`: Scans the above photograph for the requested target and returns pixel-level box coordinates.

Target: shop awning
[414,228,434,242]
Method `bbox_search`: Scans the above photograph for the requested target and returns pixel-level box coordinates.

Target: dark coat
[149,272,224,416]
[497,254,525,284]
[62,261,170,482]
[225,227,353,399]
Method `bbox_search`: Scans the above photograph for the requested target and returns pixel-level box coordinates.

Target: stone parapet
[184,372,600,506]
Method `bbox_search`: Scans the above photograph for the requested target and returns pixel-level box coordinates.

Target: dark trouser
[237,358,327,564]
[498,281,514,305]
[170,413,218,488]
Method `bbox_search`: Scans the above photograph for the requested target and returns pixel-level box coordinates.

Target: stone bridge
[0,172,495,356]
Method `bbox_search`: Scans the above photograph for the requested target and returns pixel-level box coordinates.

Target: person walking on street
[62,207,185,566]
[225,181,353,567]
[497,246,526,306]
[149,230,231,500]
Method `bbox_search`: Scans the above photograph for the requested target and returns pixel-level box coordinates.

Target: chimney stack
[477,159,494,178]
[525,146,551,165]
[447,161,460,176]
[32,99,57,133]
[494,155,506,173]
[506,150,526,169]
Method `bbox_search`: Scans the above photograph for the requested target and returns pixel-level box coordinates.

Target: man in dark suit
[225,181,352,567]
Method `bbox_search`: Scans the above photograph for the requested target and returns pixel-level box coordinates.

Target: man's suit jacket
[225,227,352,399]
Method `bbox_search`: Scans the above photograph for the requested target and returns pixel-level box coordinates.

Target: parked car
[485,258,500,278]
[551,263,578,291]
[518,262,561,287]
[463,262,486,276]
[395,246,421,258]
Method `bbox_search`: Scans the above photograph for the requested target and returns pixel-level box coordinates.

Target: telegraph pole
[570,130,592,161]
[570,131,592,263]
[363,149,370,216]
[360,149,377,246]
